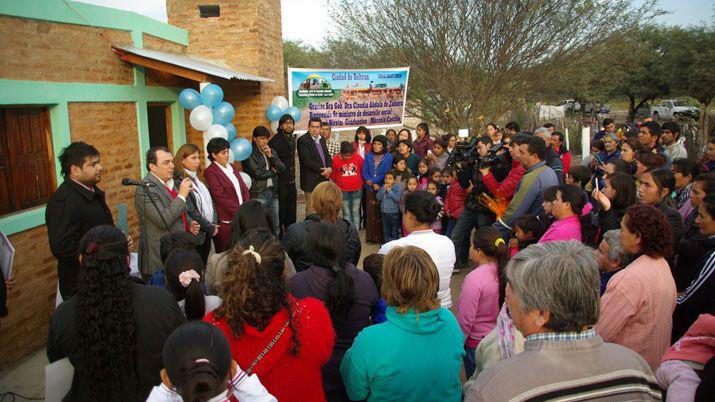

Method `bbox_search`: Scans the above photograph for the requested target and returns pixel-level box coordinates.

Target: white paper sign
[0,230,14,280]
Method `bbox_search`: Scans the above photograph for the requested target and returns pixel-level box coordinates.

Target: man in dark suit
[46,142,115,299]
[135,146,196,279]
[297,117,332,215]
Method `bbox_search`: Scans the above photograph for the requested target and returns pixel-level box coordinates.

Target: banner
[288,67,410,133]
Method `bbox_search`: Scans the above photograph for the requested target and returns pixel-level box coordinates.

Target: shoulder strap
[244,303,300,375]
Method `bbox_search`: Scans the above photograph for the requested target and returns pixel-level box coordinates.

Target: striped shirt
[464,333,661,401]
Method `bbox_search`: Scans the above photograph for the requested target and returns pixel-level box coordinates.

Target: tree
[330,0,659,133]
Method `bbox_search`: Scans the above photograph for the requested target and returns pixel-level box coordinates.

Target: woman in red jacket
[205,229,335,402]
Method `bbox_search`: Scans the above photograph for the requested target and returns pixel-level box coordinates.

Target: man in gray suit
[135,146,197,279]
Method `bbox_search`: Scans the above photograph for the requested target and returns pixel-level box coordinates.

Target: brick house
[0,0,285,370]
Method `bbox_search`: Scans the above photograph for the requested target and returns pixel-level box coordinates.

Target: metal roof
[113,45,274,82]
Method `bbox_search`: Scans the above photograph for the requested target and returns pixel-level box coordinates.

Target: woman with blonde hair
[282,181,361,271]
[173,143,218,263]
[340,245,464,402]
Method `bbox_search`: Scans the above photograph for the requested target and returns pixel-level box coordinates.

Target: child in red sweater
[331,141,364,230]
[443,169,468,238]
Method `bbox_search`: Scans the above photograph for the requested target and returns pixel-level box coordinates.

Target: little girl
[400,176,419,236]
[507,214,544,257]
[393,155,412,191]
[456,227,508,378]
[426,181,444,234]
[146,321,276,402]
[416,158,431,190]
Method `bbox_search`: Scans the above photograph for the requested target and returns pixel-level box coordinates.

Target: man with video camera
[449,134,512,272]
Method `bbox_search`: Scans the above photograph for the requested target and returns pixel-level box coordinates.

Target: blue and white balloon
[205,124,229,140]
[212,101,235,126]
[230,138,252,161]
[286,106,301,122]
[265,105,283,122]
[200,84,224,107]
[226,123,237,142]
[189,105,213,131]
[271,96,289,111]
[179,88,201,110]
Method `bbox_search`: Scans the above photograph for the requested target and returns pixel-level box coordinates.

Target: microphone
[122,178,155,187]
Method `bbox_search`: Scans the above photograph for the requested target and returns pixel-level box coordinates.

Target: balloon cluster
[179,84,252,163]
[265,96,301,133]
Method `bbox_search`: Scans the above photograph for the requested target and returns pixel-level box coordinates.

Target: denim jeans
[342,189,363,230]
[450,207,495,267]
[255,188,280,238]
[381,212,401,243]
[464,346,477,379]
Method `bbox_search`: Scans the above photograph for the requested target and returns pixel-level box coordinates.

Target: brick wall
[0,15,133,84]
[1,225,57,370]
[68,102,141,241]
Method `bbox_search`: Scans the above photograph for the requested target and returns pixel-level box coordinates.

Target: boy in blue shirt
[376,170,402,243]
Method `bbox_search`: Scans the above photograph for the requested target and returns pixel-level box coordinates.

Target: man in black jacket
[269,114,298,236]
[297,117,332,215]
[46,142,115,298]
[244,125,286,237]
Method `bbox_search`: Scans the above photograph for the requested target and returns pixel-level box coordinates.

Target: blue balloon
[226,123,237,142]
[200,84,224,107]
[286,106,301,122]
[212,101,235,125]
[179,88,201,110]
[265,105,282,122]
[230,138,252,162]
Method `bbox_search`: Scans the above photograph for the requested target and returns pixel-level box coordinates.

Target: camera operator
[480,135,526,202]
[450,136,511,272]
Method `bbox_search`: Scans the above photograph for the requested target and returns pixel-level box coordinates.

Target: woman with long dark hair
[456,227,508,378]
[362,135,393,243]
[47,225,185,401]
[289,222,378,402]
[173,143,218,263]
[675,173,715,290]
[538,184,594,244]
[164,249,220,320]
[592,172,637,243]
[638,168,684,245]
[205,229,335,402]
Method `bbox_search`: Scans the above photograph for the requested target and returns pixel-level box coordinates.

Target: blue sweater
[376,185,401,214]
[362,152,393,189]
[340,307,464,402]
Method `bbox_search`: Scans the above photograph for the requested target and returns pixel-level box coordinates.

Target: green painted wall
[0,0,190,236]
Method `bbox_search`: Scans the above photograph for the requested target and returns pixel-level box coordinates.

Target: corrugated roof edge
[115,46,274,83]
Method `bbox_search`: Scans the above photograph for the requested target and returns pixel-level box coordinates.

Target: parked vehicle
[559,99,581,112]
[650,99,700,120]
[635,102,651,118]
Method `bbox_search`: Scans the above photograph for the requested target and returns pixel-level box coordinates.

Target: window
[147,103,171,148]
[198,5,220,18]
[0,108,55,216]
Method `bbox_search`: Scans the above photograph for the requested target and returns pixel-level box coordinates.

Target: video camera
[450,137,506,170]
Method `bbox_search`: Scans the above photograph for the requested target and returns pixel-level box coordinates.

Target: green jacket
[340,306,465,402]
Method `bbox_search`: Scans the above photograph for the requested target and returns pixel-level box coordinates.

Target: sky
[76,0,713,47]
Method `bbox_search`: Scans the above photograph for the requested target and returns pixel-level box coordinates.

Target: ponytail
[472,227,509,306]
[165,249,206,320]
[308,222,356,321]
[163,322,232,402]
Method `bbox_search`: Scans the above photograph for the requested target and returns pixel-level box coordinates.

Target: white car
[650,100,700,119]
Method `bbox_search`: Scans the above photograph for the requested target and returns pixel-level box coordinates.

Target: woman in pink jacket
[538,184,593,244]
[456,227,508,378]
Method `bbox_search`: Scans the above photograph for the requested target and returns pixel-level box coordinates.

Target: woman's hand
[592,189,611,211]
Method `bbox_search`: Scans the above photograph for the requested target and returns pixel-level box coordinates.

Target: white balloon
[270,120,279,133]
[205,124,229,140]
[190,105,213,131]
[271,96,289,111]
[228,149,235,164]
[240,171,252,189]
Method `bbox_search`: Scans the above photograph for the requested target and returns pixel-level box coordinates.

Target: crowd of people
[37,111,715,401]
